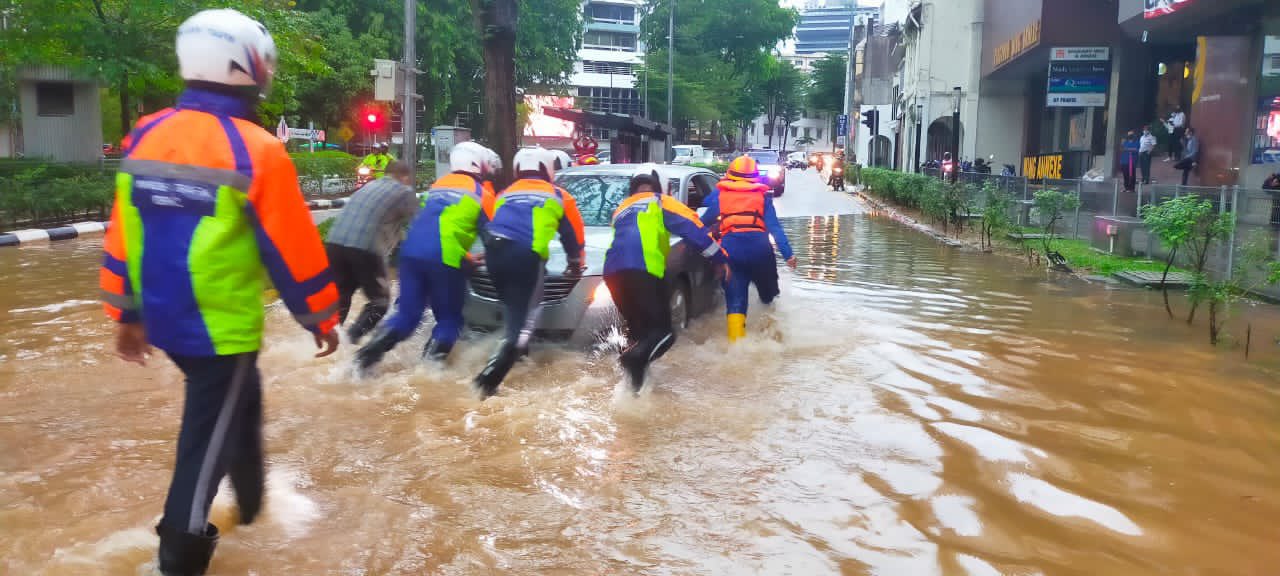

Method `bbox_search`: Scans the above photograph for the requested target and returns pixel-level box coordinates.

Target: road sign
[835,114,849,138]
[338,125,355,142]
[275,117,288,142]
[287,128,325,141]
[837,136,847,147]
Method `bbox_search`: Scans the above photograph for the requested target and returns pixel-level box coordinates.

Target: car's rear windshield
[748,151,779,164]
[674,148,693,156]
[556,174,630,226]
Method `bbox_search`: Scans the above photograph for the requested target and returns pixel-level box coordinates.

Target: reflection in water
[2,209,1280,575]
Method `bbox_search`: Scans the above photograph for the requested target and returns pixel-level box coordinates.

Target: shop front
[1117,0,1279,188]
[981,0,1124,180]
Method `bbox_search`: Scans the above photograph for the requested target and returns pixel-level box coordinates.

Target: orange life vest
[716,179,769,235]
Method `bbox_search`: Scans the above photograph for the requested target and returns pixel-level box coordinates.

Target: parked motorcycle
[1001,164,1017,177]
[973,157,992,175]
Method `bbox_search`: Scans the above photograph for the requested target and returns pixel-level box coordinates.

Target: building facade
[571,0,645,140]
[794,1,882,56]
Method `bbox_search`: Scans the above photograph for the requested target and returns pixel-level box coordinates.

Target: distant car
[747,148,786,196]
[462,164,724,347]
[672,144,711,165]
[595,150,612,164]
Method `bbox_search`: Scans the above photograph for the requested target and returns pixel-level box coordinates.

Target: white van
[671,144,712,165]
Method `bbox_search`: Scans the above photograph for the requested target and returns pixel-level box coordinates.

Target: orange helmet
[580,155,599,165]
[726,155,759,182]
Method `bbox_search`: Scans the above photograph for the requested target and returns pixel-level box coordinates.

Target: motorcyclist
[99,9,339,575]
[361,143,393,179]
[699,155,796,342]
[829,149,846,191]
[473,147,586,398]
[354,142,500,370]
[603,165,728,392]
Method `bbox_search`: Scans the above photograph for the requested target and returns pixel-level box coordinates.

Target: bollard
[1112,179,1119,216]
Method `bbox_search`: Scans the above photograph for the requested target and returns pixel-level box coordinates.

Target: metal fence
[912,169,1280,299]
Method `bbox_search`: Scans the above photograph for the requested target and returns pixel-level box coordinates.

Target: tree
[1031,189,1080,256]
[980,181,1013,250]
[760,59,804,150]
[808,54,846,114]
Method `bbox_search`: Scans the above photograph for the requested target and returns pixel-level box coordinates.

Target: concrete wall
[18,78,102,163]
[0,124,14,157]
[975,89,1025,169]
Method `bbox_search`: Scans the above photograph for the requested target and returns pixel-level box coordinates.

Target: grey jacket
[1182,136,1199,161]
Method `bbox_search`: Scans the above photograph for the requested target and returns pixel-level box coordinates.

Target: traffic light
[359,105,387,133]
[861,109,878,132]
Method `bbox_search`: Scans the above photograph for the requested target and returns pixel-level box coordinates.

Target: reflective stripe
[120,158,252,191]
[190,355,249,533]
[294,304,338,327]
[611,197,657,226]
[701,241,723,258]
[101,290,136,310]
[428,186,483,203]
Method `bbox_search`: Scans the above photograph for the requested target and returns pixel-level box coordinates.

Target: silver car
[463,164,724,347]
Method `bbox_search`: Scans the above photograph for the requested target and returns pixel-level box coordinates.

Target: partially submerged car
[463,164,724,347]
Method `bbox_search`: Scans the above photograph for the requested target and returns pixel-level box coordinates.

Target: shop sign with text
[1023,154,1064,180]
[992,19,1041,71]
[1047,47,1111,108]
[1145,0,1194,19]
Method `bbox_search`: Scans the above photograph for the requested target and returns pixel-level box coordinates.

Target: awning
[543,107,673,140]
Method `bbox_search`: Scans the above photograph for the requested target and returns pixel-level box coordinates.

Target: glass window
[36,82,74,116]
[790,126,798,138]
[817,128,824,140]
[584,30,637,51]
[556,174,630,226]
[586,3,635,24]
[804,127,812,138]
[747,150,780,164]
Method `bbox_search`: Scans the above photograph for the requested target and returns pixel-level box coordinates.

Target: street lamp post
[951,86,961,184]
[915,102,923,173]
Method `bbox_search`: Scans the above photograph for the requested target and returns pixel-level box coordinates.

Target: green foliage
[1051,239,1181,276]
[691,161,730,174]
[0,165,114,228]
[808,54,846,114]
[980,181,1014,251]
[1031,189,1080,254]
[290,152,360,181]
[1140,195,1236,342]
[316,216,334,240]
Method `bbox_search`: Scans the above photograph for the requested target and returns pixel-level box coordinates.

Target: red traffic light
[366,113,378,124]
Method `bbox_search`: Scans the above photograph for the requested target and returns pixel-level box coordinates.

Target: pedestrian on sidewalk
[323,161,419,343]
[603,166,727,392]
[1120,130,1139,192]
[699,154,796,342]
[1138,125,1156,184]
[354,142,500,371]
[1166,107,1186,161]
[99,9,340,575]
[1174,127,1199,186]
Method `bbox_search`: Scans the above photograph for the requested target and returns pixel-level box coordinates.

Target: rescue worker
[604,166,728,392]
[361,143,393,179]
[99,9,339,575]
[700,154,796,342]
[354,142,500,370]
[473,147,586,398]
[323,160,419,343]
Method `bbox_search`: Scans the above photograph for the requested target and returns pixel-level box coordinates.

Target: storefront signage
[1145,0,1194,19]
[992,19,1041,71]
[1022,154,1063,180]
[1047,47,1111,108]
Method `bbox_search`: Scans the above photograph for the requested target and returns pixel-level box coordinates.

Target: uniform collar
[176,87,258,121]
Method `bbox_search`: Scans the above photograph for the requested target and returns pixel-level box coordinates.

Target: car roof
[558,164,714,179]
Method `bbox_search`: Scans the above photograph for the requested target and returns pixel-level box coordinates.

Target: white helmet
[514,147,556,181]
[176,9,278,95]
[450,141,499,176]
[549,149,574,172]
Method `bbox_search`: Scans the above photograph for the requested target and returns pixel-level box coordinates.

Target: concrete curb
[855,191,965,248]
[0,198,352,247]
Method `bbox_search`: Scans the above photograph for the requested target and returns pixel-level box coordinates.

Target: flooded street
[3,174,1280,575]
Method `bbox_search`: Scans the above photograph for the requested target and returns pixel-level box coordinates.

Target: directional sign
[835,114,849,138]
[1047,47,1111,108]
[287,128,326,141]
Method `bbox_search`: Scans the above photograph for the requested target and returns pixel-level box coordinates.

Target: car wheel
[669,280,690,331]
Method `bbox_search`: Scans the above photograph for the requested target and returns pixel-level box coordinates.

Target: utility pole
[667,0,674,130]
[401,0,420,174]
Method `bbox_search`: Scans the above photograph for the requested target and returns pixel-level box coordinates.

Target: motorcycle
[354,165,373,191]
[1001,164,1017,177]
[973,157,992,175]
[828,164,846,191]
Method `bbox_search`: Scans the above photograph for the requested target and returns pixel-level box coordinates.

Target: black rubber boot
[156,523,219,576]
[346,303,388,344]
[620,353,647,394]
[473,341,518,399]
[422,338,454,362]
[354,328,402,372]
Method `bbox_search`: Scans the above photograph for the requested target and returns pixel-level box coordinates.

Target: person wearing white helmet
[472,147,586,398]
[550,148,574,171]
[354,141,501,370]
[99,9,341,575]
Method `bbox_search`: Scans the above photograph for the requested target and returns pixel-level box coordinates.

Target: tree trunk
[1160,245,1178,319]
[471,0,518,187]
[119,77,132,139]
[1208,299,1219,345]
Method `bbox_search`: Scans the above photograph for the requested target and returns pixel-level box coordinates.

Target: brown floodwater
[2,187,1279,575]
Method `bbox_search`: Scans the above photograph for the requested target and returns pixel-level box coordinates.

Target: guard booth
[542,107,673,164]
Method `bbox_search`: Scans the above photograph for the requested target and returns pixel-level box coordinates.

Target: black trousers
[479,238,545,386]
[1169,127,1185,159]
[605,270,675,371]
[324,243,390,338]
[1122,155,1137,191]
[161,353,264,536]
[1139,151,1152,184]
[1175,158,1196,185]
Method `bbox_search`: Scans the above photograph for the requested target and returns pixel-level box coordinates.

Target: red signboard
[1145,0,1194,19]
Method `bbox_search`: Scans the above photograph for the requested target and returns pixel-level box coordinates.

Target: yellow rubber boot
[727,313,747,343]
